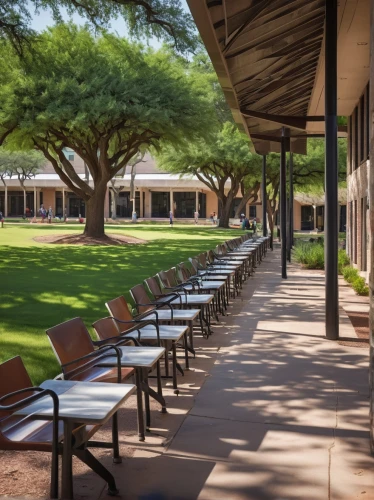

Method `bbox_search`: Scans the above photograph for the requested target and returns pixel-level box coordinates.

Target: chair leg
[50,438,59,499]
[135,369,145,441]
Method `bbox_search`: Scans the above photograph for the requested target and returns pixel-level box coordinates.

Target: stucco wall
[206,191,218,218]
[42,189,56,213]
[293,201,302,231]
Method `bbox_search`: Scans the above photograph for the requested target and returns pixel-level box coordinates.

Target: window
[68,154,74,161]
[151,192,170,218]
[353,200,358,264]
[198,193,206,218]
[249,206,257,218]
[366,83,370,159]
[348,116,352,174]
[173,192,196,218]
[360,95,365,163]
[354,107,359,170]
[361,197,367,271]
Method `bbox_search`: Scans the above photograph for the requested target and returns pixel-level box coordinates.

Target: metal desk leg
[184,331,190,370]
[188,320,195,356]
[144,370,151,431]
[61,420,74,499]
[112,412,121,463]
[172,342,179,394]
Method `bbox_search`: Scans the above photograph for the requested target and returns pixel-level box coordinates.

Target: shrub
[342,266,358,284]
[341,266,369,296]
[352,276,369,296]
[338,250,350,274]
[293,241,324,269]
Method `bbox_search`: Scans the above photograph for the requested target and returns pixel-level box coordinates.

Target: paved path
[87,249,372,500]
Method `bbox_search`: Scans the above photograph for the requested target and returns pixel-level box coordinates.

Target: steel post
[325,0,339,340]
[280,127,288,279]
[262,155,267,237]
[289,152,294,255]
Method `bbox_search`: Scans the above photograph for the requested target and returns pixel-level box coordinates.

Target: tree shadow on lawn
[15,223,242,238]
[0,237,227,383]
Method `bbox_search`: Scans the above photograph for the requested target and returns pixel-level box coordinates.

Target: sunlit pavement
[75,248,373,500]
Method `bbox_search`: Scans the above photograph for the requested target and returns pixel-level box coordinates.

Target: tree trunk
[218,196,235,228]
[267,201,277,248]
[83,184,107,238]
[234,184,260,218]
[23,187,26,216]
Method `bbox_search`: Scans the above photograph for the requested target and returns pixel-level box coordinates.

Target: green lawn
[0,224,241,383]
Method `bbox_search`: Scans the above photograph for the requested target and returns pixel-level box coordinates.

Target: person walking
[253,219,257,233]
[47,206,53,224]
[194,210,199,225]
[39,204,46,223]
[213,212,217,225]
[0,211,4,228]
[169,210,173,227]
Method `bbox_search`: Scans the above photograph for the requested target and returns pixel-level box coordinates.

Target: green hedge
[342,266,369,296]
[293,241,324,269]
[293,242,368,296]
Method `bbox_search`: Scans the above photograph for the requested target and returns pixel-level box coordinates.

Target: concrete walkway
[84,249,372,500]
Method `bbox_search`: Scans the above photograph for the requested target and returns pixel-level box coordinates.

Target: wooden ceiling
[188,0,368,154]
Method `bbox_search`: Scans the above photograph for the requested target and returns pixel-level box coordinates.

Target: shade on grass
[0,224,241,383]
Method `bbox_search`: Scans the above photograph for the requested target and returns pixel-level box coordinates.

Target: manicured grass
[0,224,242,383]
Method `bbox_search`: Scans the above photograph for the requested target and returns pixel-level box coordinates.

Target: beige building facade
[0,152,344,230]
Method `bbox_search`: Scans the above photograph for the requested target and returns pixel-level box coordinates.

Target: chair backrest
[189,257,199,272]
[106,295,135,331]
[197,253,208,268]
[177,262,190,282]
[207,250,215,263]
[144,276,163,298]
[129,284,154,314]
[92,317,121,342]
[216,244,227,256]
[46,318,94,374]
[158,270,171,289]
[0,356,33,418]
[166,268,179,286]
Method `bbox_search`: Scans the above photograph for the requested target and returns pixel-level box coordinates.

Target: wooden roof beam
[240,109,325,130]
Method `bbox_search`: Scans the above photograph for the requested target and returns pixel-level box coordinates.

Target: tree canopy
[157,122,262,227]
[0,24,214,236]
[0,148,45,216]
[0,0,199,55]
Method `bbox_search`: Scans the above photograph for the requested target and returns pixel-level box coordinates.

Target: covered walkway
[79,249,373,500]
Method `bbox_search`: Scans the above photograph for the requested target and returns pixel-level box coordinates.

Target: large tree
[0,0,199,55]
[0,25,213,238]
[157,122,262,228]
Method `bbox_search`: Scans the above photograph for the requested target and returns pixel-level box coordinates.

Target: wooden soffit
[187,0,326,154]
[188,0,370,155]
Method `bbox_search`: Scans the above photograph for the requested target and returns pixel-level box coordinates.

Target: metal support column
[289,152,294,257]
[280,127,288,279]
[286,187,291,262]
[325,0,339,340]
[262,155,267,237]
